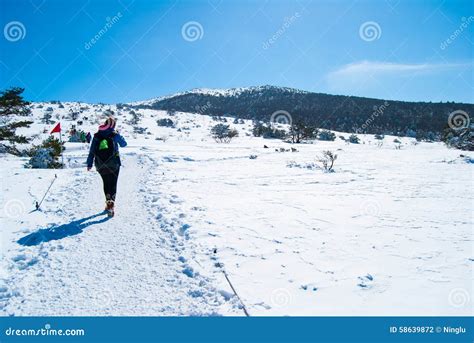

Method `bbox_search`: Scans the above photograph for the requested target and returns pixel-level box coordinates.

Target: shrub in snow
[27,136,64,169]
[417,131,437,142]
[393,138,401,143]
[374,134,384,140]
[210,124,239,143]
[28,148,56,168]
[127,110,142,125]
[317,130,336,141]
[317,150,337,172]
[133,126,147,134]
[405,129,416,138]
[157,118,175,128]
[442,125,473,151]
[252,121,286,139]
[289,122,317,143]
[41,112,54,124]
[348,134,360,144]
[249,154,257,159]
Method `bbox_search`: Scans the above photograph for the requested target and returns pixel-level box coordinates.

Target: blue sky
[0,0,473,103]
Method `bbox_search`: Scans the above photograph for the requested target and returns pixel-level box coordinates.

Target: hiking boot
[105,200,114,211]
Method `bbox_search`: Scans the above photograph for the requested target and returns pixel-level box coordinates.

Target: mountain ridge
[131,85,473,138]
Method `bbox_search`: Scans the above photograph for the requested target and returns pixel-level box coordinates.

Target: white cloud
[325,60,472,95]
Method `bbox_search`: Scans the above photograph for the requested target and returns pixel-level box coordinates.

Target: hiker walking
[86,117,127,217]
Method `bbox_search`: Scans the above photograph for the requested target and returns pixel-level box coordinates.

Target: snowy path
[1,105,472,316]
[1,151,239,316]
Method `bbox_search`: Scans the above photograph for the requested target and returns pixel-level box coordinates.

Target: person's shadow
[18,212,111,246]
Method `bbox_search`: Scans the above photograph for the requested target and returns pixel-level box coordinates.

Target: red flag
[50,122,61,134]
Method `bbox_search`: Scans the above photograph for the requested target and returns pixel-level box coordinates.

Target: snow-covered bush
[133,126,147,134]
[442,125,473,151]
[374,134,384,140]
[252,121,286,139]
[317,150,337,172]
[210,124,239,143]
[28,148,57,168]
[348,134,360,144]
[27,136,64,169]
[317,130,336,141]
[157,118,175,128]
[127,110,142,125]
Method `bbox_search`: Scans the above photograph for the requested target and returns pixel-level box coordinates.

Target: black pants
[99,168,120,201]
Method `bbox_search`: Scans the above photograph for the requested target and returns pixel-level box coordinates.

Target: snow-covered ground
[1,102,473,316]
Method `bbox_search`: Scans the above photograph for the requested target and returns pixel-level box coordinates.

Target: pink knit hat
[99,117,116,131]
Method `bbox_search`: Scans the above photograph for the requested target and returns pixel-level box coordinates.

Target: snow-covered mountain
[129,85,309,106]
[129,85,474,140]
[1,100,472,316]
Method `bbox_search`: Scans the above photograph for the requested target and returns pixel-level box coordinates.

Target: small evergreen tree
[317,130,336,141]
[0,87,33,147]
[348,134,360,144]
[288,122,317,143]
[210,124,239,143]
[0,87,31,117]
